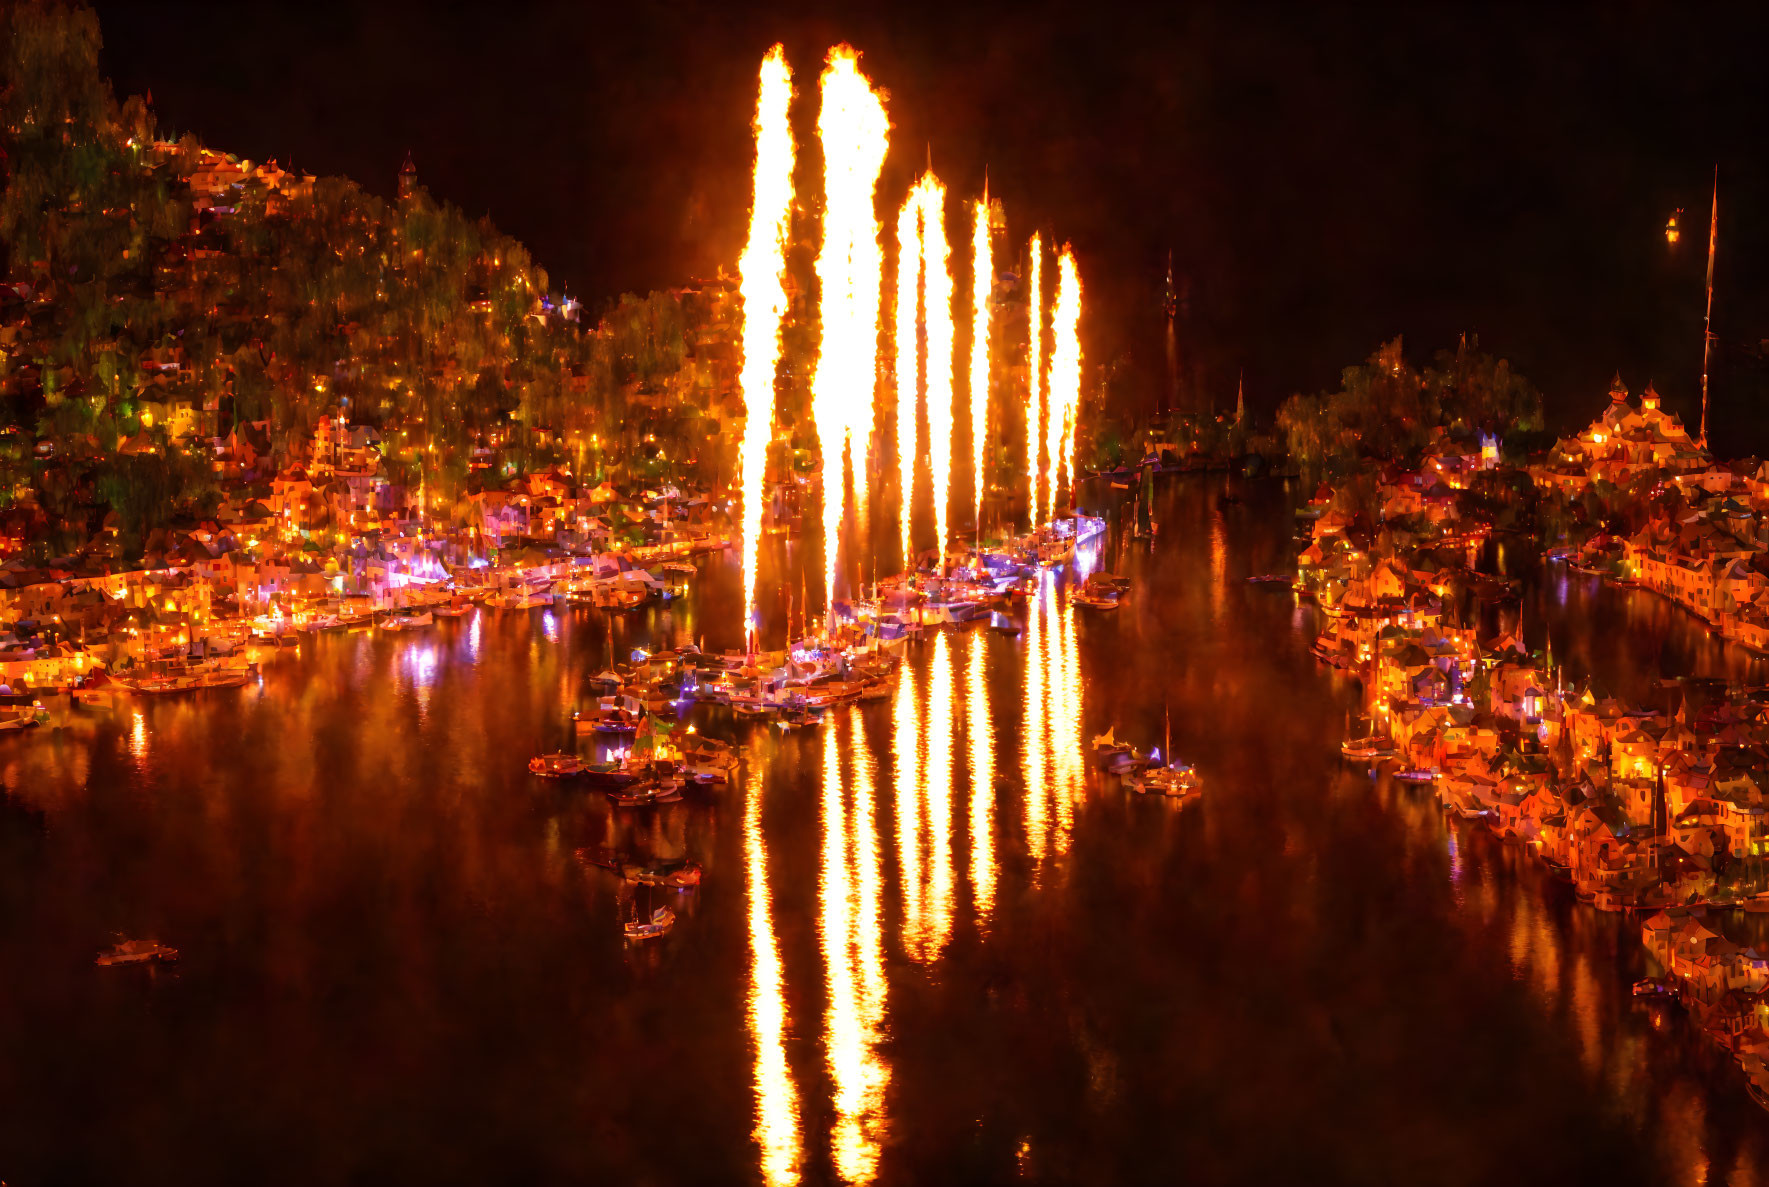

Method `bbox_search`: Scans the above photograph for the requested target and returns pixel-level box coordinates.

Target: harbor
[4,475,1767,1182]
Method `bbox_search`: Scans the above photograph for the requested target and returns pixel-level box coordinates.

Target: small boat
[988,612,1022,636]
[379,607,434,631]
[433,601,474,618]
[658,561,697,577]
[1245,574,1292,586]
[576,695,643,735]
[777,707,823,731]
[621,858,704,888]
[1743,894,1769,914]
[0,704,47,731]
[1340,736,1398,761]
[528,752,586,779]
[624,906,676,940]
[96,938,179,966]
[607,783,663,808]
[1631,978,1673,998]
[1072,590,1121,611]
[732,701,774,721]
[1134,711,1197,797]
[586,669,626,694]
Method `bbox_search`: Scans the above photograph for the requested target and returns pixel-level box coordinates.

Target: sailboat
[1137,706,1198,797]
[623,885,676,940]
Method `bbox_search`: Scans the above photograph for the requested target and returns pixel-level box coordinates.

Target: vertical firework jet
[895,191,922,571]
[1049,248,1082,509]
[1025,236,1045,526]
[920,175,954,559]
[812,46,889,627]
[969,196,991,537]
[737,45,794,648]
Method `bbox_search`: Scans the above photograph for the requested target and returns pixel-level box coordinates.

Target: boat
[658,561,697,577]
[528,752,586,779]
[432,600,475,618]
[379,607,434,631]
[857,680,891,702]
[490,585,554,610]
[988,612,1022,636]
[586,669,627,694]
[1744,894,1769,914]
[1134,710,1198,797]
[1245,574,1292,586]
[96,938,179,966]
[605,774,685,806]
[1072,590,1121,611]
[1138,762,1198,796]
[1340,735,1398,761]
[1742,1052,1769,1113]
[621,858,704,888]
[623,905,676,940]
[776,706,824,731]
[681,736,739,784]
[1631,978,1673,998]
[1090,726,1139,770]
[575,694,643,735]
[607,782,664,807]
[0,704,48,731]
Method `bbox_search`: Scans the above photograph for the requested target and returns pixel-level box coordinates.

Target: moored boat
[624,906,676,940]
[96,938,179,966]
[528,752,586,778]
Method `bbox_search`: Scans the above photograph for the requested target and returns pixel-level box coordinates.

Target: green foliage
[1278,336,1542,479]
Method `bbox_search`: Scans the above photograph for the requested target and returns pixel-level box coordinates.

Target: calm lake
[2,476,1766,1185]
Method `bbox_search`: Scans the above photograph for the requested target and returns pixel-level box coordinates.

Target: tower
[398,151,418,202]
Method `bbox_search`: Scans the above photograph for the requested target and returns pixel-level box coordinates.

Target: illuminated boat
[621,858,703,888]
[490,586,554,610]
[378,607,434,631]
[1072,590,1121,611]
[1340,736,1398,761]
[623,906,676,940]
[1137,762,1199,797]
[0,704,47,731]
[528,752,586,779]
[575,695,643,735]
[96,938,179,966]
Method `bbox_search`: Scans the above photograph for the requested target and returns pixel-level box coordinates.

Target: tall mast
[1700,165,1718,449]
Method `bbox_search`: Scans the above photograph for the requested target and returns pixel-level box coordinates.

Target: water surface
[1,478,1765,1185]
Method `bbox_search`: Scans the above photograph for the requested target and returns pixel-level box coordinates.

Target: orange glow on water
[893,648,926,956]
[966,632,997,924]
[925,629,956,956]
[820,727,870,1182]
[811,46,889,624]
[1023,573,1050,862]
[745,775,801,1184]
[1052,589,1081,851]
[737,45,795,644]
[843,707,889,1179]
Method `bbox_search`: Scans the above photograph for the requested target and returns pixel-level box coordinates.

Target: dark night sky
[92,1,1769,443]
